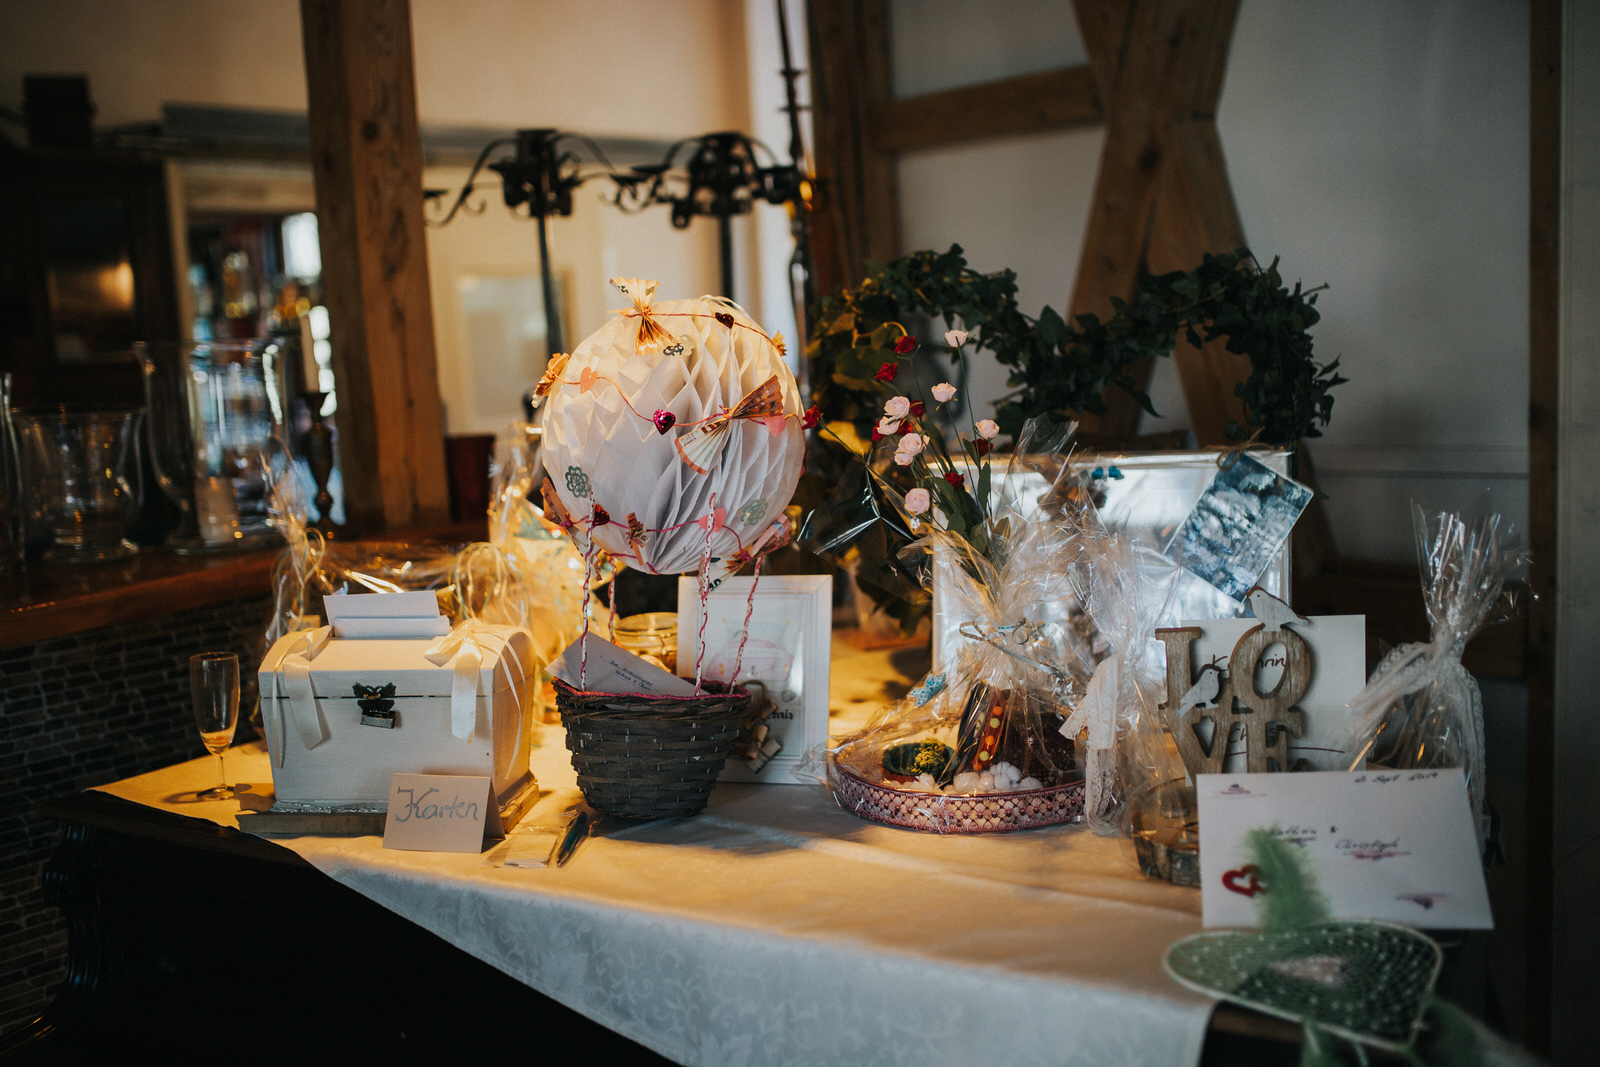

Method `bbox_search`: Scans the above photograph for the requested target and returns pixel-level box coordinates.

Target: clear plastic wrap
[813,418,1106,833]
[455,418,602,667]
[1343,504,1523,851]
[1067,526,1182,836]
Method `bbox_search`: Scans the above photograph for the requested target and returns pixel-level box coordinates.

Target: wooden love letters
[1156,621,1315,775]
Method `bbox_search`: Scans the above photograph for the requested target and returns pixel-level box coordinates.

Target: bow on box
[423,620,529,744]
[269,624,333,767]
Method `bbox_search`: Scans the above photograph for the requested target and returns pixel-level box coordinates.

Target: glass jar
[612,611,679,671]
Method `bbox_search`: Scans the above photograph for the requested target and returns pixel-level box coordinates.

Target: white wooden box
[258,628,537,808]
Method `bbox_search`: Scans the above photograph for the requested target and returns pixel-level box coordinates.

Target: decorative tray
[832,763,1085,834]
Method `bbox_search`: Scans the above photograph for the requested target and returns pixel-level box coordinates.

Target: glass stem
[216,750,227,790]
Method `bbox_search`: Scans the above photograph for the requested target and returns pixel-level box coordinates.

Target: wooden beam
[873,66,1102,153]
[1068,0,1190,438]
[1146,121,1247,444]
[1524,0,1560,1052]
[299,0,449,533]
[1073,0,1135,98]
[1069,0,1242,442]
[807,0,897,297]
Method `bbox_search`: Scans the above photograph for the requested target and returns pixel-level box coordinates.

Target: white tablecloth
[94,639,1215,1067]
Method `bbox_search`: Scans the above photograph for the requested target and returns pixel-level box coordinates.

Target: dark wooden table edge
[0,549,281,648]
[35,789,311,869]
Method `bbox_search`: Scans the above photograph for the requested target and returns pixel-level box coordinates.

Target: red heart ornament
[715,312,735,328]
[578,368,600,393]
[1222,865,1266,898]
[697,508,727,533]
[652,409,676,434]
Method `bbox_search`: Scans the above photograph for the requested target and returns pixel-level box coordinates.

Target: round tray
[832,763,1085,834]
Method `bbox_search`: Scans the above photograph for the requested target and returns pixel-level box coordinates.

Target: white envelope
[1198,769,1492,930]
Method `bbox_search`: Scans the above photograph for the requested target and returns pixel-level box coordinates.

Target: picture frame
[677,575,832,785]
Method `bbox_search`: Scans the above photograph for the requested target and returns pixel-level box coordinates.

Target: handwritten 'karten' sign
[382,773,502,853]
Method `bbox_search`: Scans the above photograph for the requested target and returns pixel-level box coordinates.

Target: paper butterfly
[674,375,785,475]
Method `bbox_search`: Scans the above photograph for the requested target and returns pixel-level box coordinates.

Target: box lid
[262,628,533,698]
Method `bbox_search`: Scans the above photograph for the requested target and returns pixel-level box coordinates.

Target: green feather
[1246,826,1332,933]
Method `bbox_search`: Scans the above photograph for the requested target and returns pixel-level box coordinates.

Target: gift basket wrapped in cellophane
[813,416,1116,833]
[1343,504,1523,855]
[1073,523,1201,880]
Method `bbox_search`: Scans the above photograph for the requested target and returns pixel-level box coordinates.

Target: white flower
[893,450,915,467]
[905,488,931,515]
[976,419,999,439]
[931,382,957,402]
[895,433,926,457]
[944,329,970,347]
[875,416,902,436]
[883,395,911,418]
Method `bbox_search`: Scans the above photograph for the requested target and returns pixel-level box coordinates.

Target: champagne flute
[190,652,240,800]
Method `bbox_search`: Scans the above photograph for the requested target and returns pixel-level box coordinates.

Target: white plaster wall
[888,0,1085,99]
[1217,1,1530,562]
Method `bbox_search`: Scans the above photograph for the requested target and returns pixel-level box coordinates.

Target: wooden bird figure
[1178,660,1225,713]
[1245,586,1309,633]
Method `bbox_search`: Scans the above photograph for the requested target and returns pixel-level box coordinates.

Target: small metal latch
[353,683,398,728]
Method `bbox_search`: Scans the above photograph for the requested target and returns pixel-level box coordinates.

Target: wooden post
[299,0,449,532]
[1524,0,1561,1051]
[807,0,897,297]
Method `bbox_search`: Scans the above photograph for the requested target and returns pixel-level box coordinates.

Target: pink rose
[876,416,903,437]
[944,329,969,347]
[883,396,911,418]
[895,433,926,457]
[932,382,957,402]
[976,419,999,439]
[905,488,931,515]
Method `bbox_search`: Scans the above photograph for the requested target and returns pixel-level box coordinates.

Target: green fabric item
[1246,827,1332,933]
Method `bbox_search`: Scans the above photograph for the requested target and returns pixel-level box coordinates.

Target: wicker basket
[832,762,1085,833]
[554,678,752,819]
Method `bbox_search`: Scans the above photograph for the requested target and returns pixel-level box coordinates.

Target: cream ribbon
[1062,653,1121,835]
[423,620,527,743]
[273,625,333,766]
[1062,652,1119,751]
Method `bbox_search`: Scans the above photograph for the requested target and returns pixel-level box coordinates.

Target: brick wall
[0,594,271,1036]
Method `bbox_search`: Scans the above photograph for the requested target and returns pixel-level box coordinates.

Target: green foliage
[807,246,1345,445]
[1245,826,1332,934]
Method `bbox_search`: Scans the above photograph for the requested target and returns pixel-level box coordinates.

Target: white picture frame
[677,575,832,785]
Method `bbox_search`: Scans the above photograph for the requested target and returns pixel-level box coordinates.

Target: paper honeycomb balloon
[538,278,803,576]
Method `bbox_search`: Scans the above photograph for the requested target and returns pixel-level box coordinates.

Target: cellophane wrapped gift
[262,468,460,648]
[454,418,599,669]
[817,419,1107,833]
[1068,525,1182,836]
[1344,505,1523,852]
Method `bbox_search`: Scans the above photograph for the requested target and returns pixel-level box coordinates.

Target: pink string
[606,568,618,641]
[726,554,763,687]
[578,537,598,691]
[691,495,717,694]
